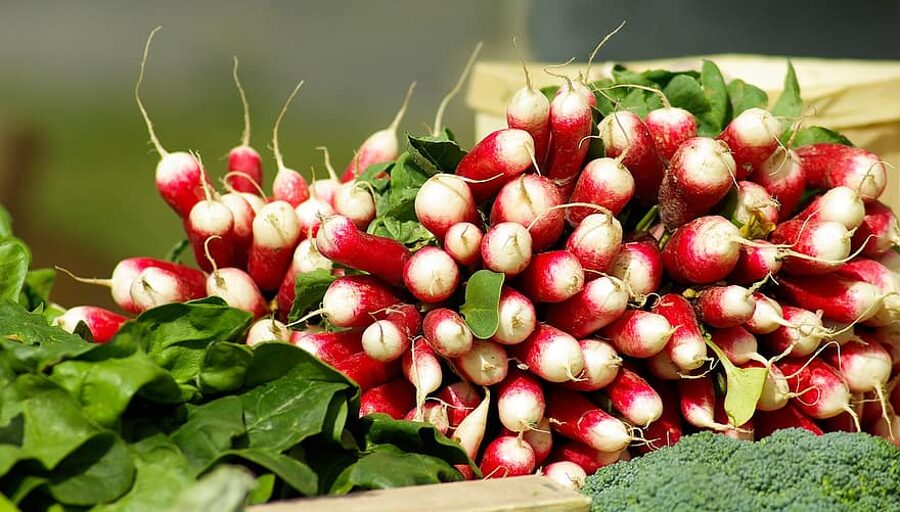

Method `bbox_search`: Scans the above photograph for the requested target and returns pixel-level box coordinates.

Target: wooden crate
[466,54,900,208]
[251,475,591,512]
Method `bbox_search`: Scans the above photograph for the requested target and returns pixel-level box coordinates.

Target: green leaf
[459,270,504,339]
[698,60,731,137]
[793,126,854,147]
[287,269,337,325]
[0,241,29,304]
[212,449,317,497]
[663,75,710,115]
[49,352,183,427]
[727,79,768,116]
[169,465,256,512]
[371,217,434,249]
[356,162,392,193]
[704,336,767,426]
[19,269,55,312]
[165,240,191,264]
[246,473,275,505]
[170,396,246,472]
[771,61,802,119]
[0,204,12,240]
[406,134,467,175]
[330,444,462,494]
[359,415,475,471]
[198,342,254,394]
[0,303,92,372]
[46,433,135,506]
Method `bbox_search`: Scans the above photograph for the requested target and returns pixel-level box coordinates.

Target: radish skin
[777,358,857,422]
[437,381,481,428]
[444,222,484,267]
[606,366,663,426]
[275,239,333,318]
[333,182,376,229]
[658,137,736,228]
[246,200,302,291]
[651,294,708,371]
[696,285,756,328]
[294,198,335,240]
[794,186,865,230]
[601,310,674,359]
[334,352,400,391]
[219,193,255,268]
[662,216,744,284]
[546,83,593,185]
[206,267,269,319]
[454,340,508,386]
[752,148,806,221]
[480,222,533,277]
[545,276,629,339]
[423,308,473,358]
[744,293,789,335]
[290,330,362,365]
[515,250,585,303]
[563,339,622,392]
[543,461,587,491]
[761,306,827,358]
[246,318,289,346]
[489,287,537,345]
[851,200,900,257]
[512,324,584,383]
[404,402,451,435]
[776,274,884,324]
[609,235,664,298]
[455,129,536,202]
[497,369,545,432]
[732,181,779,233]
[565,212,622,274]
[796,143,887,202]
[480,436,536,478]
[360,380,415,419]
[129,266,206,311]
[645,107,698,161]
[598,111,665,204]
[717,107,781,177]
[567,158,635,223]
[507,63,551,166]
[317,215,411,286]
[770,218,852,275]
[491,174,564,251]
[710,326,760,365]
[361,303,421,362]
[548,388,631,453]
[452,388,491,459]
[728,241,782,285]
[319,275,401,328]
[403,338,443,414]
[55,306,127,343]
[402,247,460,303]
[550,440,622,473]
[415,174,479,239]
[755,402,824,437]
[678,376,732,431]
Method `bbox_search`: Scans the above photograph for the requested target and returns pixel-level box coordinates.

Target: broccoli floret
[583,429,900,512]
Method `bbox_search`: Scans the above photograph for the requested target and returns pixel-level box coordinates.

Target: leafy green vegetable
[288,269,338,324]
[697,61,731,136]
[330,444,462,494]
[169,465,256,512]
[0,241,29,304]
[727,79,768,116]
[704,335,767,426]
[459,270,505,339]
[793,126,854,147]
[771,61,802,119]
[406,134,467,175]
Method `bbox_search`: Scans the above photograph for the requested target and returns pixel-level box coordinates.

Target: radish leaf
[460,270,504,339]
[793,126,854,147]
[727,79,768,116]
[771,61,802,118]
[288,269,338,324]
[0,240,29,303]
[699,60,730,136]
[407,134,467,175]
[704,335,767,427]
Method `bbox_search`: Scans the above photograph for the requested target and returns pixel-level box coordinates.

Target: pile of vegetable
[4,24,900,508]
[583,428,900,511]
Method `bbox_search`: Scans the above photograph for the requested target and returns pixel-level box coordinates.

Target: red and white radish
[506,57,550,167]
[565,212,622,274]
[422,308,473,358]
[543,461,587,491]
[545,276,629,339]
[480,222,533,277]
[695,285,756,328]
[403,338,443,415]
[545,77,593,185]
[452,387,491,460]
[598,110,665,204]
[732,181,778,233]
[512,324,584,382]
[490,287,537,345]
[608,235,664,298]
[567,158,635,223]
[601,309,674,359]
[678,376,733,431]
[744,292,791,335]
[415,174,479,240]
[246,318,289,346]
[294,197,335,240]
[755,402,824,437]
[606,366,663,426]
[454,340,508,386]
[315,275,401,328]
[658,137,736,228]
[761,305,828,358]
[716,107,782,177]
[362,303,421,362]
[661,215,745,284]
[710,326,761,365]
[206,263,268,319]
[270,82,310,207]
[360,380,416,419]
[497,368,545,432]
[752,148,806,221]
[219,192,255,267]
[491,174,564,251]
[728,241,782,285]
[777,358,858,424]
[835,257,900,326]
[776,274,884,324]
[651,293,708,371]
[515,250,585,303]
[480,436,536,478]
[290,329,362,366]
[333,181,376,229]
[851,200,900,257]
[225,57,264,195]
[129,266,206,311]
[276,239,333,317]
[404,402,451,435]
[564,339,622,391]
[341,82,416,181]
[769,218,852,275]
[437,380,482,428]
[333,352,400,391]
[645,105,698,161]
[184,180,237,272]
[317,215,411,286]
[443,222,483,267]
[455,129,536,202]
[794,185,865,230]
[247,200,302,291]
[55,306,127,343]
[550,440,622,474]
[796,143,887,202]
[402,246,460,303]
[548,388,631,453]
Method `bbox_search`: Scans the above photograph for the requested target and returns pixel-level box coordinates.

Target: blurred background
[2,0,899,308]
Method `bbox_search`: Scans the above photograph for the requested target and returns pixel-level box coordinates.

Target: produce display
[2,25,900,511]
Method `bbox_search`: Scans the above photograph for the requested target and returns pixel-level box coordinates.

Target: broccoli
[582,429,900,512]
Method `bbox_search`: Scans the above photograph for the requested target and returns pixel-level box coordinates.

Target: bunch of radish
[57,28,900,484]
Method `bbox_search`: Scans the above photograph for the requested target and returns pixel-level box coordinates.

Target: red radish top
[455,129,536,202]
[340,83,416,181]
[270,81,310,207]
[661,216,742,284]
[598,111,665,204]
[645,107,698,161]
[795,143,887,202]
[546,83,593,184]
[752,148,807,221]
[55,306,127,343]
[490,174,564,251]
[716,107,782,177]
[316,215,411,286]
[225,57,263,194]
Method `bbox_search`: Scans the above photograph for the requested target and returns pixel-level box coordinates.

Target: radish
[851,200,900,257]
[480,222,533,277]
[732,181,778,234]
[361,303,421,362]
[134,28,208,218]
[825,339,893,426]
[491,175,565,251]
[744,292,792,335]
[480,436,536,478]
[761,305,829,358]
[564,339,622,391]
[437,380,481,428]
[237,192,266,213]
[647,351,682,381]
[245,318,289,346]
[776,274,884,324]
[310,275,401,328]
[728,241,782,285]
[645,104,698,161]
[872,414,900,446]
[507,56,550,167]
[55,306,127,343]
[290,329,362,365]
[877,248,900,274]
[869,325,900,373]
[247,200,301,291]
[294,197,335,240]
[404,402,451,435]
[661,215,747,284]
[509,417,553,465]
[309,147,342,207]
[777,358,858,425]
[548,388,631,453]
[794,186,865,230]
[497,368,545,432]
[606,366,663,426]
[658,137,736,228]
[316,215,411,286]
[490,286,537,345]
[58,257,205,314]
[224,57,264,195]
[455,128,536,202]
[752,148,806,221]
[270,81,310,207]
[402,246,460,303]
[443,222,483,267]
[598,111,665,204]
[565,212,622,274]
[422,308,473,358]
[204,247,269,319]
[678,376,733,431]
[340,82,416,181]
[184,177,237,272]
[414,174,479,240]
[744,360,791,411]
[543,461,587,491]
[545,77,593,186]
[636,384,683,452]
[360,380,416,419]
[608,235,664,299]
[710,326,761,365]
[695,285,756,328]
[452,387,490,461]
[275,239,333,317]
[219,192,255,268]
[454,340,508,386]
[651,294,708,371]
[566,158,635,224]
[545,276,629,339]
[795,143,887,202]
[550,440,622,473]
[755,402,824,437]
[333,352,400,391]
[769,218,852,275]
[129,266,206,311]
[601,309,674,359]
[511,324,584,383]
[713,400,754,441]
[716,107,782,178]
[515,250,585,303]
[333,181,376,229]
[834,257,900,326]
